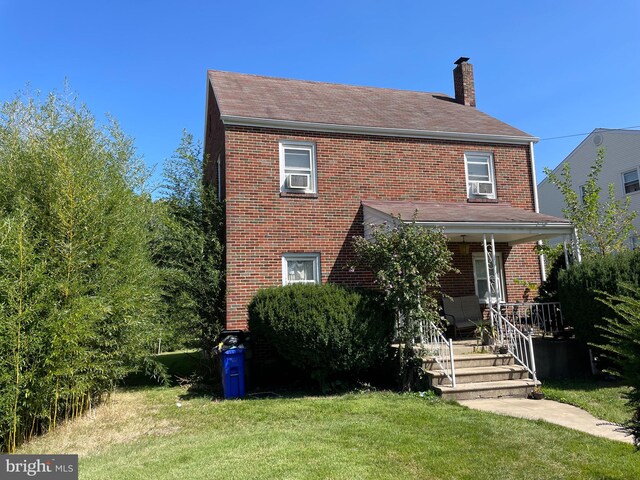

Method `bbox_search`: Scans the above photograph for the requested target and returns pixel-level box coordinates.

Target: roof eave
[220,115,539,145]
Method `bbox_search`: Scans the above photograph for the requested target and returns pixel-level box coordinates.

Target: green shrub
[248,284,394,387]
[599,286,640,448]
[557,249,640,347]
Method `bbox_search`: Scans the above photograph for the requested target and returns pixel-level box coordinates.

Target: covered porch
[362,199,577,302]
[362,199,577,393]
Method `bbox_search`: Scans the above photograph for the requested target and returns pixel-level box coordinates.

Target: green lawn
[19,387,639,480]
[542,378,633,425]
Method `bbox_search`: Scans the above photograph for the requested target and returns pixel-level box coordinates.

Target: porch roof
[361,200,574,245]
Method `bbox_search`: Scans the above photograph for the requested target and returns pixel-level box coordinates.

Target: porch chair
[441,295,485,338]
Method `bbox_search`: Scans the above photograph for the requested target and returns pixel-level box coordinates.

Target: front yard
[543,378,633,425]
[19,387,639,480]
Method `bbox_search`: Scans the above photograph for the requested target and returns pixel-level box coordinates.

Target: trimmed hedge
[558,249,640,347]
[248,284,394,386]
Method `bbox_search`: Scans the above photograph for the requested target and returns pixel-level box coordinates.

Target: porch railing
[501,302,563,336]
[491,305,537,384]
[421,319,456,388]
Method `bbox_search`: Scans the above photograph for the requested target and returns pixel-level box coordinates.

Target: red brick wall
[218,125,540,330]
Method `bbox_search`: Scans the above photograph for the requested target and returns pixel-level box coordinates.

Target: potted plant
[529,386,545,400]
[474,322,496,347]
[496,344,509,355]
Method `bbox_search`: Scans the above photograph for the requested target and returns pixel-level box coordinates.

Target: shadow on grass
[122,349,209,388]
[544,375,627,392]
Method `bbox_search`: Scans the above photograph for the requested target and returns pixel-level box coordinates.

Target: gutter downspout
[529,141,547,282]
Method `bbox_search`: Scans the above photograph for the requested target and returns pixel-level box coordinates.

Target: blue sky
[1,1,639,191]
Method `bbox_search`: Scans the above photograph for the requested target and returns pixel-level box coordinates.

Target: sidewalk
[458,397,634,444]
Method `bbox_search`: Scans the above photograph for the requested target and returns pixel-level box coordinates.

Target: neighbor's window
[465,152,496,199]
[282,253,320,285]
[622,168,640,194]
[578,184,586,204]
[472,252,505,303]
[279,141,317,194]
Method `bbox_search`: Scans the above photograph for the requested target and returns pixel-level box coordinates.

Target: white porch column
[573,227,582,264]
[482,234,501,338]
[563,236,570,268]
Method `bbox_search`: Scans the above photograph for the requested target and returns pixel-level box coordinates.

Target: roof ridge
[208,69,450,98]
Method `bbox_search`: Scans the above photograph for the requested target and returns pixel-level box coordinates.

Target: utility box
[221,347,245,399]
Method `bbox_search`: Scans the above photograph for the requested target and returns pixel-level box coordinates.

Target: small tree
[352,217,456,390]
[543,148,636,258]
[152,131,225,354]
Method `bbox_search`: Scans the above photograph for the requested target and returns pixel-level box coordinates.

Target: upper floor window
[465,152,496,199]
[282,253,320,285]
[622,168,640,194]
[279,141,317,194]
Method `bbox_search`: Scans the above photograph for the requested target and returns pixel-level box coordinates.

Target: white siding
[538,129,640,245]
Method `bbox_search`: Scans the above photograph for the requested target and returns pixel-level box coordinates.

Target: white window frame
[472,252,506,303]
[621,167,640,195]
[282,253,321,285]
[279,140,317,194]
[464,152,496,200]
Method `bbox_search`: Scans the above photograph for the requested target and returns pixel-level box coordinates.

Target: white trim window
[622,168,640,194]
[279,141,317,194]
[465,152,496,199]
[472,252,505,303]
[282,253,321,285]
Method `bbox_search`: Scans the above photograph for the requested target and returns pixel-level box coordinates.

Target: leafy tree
[598,285,640,448]
[152,131,224,355]
[0,88,161,451]
[543,148,636,257]
[352,218,456,390]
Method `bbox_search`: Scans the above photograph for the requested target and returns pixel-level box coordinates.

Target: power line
[540,125,640,141]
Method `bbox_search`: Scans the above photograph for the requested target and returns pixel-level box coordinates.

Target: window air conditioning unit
[287,173,310,190]
[470,181,494,196]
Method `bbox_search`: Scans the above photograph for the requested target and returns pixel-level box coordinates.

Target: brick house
[204,57,574,332]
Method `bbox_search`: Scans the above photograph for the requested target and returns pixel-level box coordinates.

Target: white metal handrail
[501,302,563,336]
[421,319,456,388]
[492,306,537,384]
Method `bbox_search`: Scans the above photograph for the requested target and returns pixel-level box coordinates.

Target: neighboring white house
[538,128,640,248]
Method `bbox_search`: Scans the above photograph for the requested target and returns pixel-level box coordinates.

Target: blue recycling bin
[221,347,245,399]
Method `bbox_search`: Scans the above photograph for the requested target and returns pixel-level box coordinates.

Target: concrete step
[426,365,530,386]
[423,353,513,370]
[434,379,541,401]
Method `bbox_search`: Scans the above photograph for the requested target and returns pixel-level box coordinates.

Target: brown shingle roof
[361,200,570,225]
[208,70,535,140]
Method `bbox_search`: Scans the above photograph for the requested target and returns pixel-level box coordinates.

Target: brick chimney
[453,57,476,107]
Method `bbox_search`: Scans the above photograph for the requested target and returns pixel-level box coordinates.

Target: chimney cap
[454,57,470,65]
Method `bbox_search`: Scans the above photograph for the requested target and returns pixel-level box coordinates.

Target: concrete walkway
[458,397,634,444]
